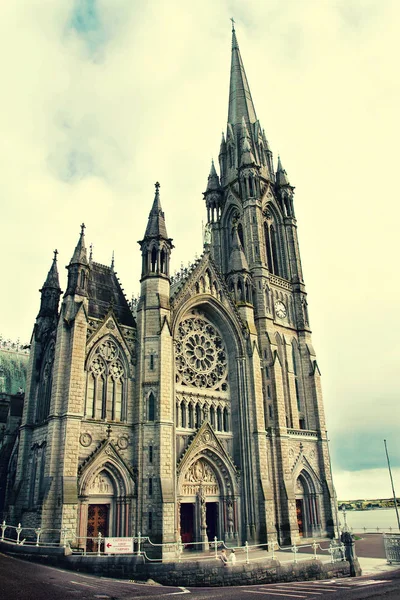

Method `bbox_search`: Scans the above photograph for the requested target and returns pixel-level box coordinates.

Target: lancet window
[263,209,286,277]
[36,341,55,423]
[177,398,230,432]
[85,338,127,422]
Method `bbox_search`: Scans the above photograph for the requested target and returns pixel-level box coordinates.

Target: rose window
[175,316,228,391]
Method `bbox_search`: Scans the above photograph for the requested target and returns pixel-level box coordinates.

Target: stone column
[198,485,208,552]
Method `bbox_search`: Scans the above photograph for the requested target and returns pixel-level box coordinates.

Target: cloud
[331,430,400,471]
[334,467,400,501]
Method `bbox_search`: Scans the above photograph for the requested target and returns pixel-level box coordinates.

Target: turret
[276,156,295,217]
[203,160,223,223]
[138,182,174,280]
[218,133,227,182]
[65,224,90,297]
[38,250,62,319]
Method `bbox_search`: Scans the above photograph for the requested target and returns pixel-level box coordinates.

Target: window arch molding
[85,335,129,422]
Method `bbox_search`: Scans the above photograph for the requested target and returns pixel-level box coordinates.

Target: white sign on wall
[104,537,134,554]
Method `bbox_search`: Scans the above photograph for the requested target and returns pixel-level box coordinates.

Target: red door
[180,503,194,544]
[296,499,304,537]
[87,504,109,552]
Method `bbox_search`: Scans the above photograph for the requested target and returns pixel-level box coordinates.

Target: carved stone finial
[106,424,112,439]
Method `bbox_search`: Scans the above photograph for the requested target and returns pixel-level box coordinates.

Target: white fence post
[97,532,102,556]
[16,523,22,545]
[1,520,6,541]
[329,541,335,564]
[292,541,298,564]
[312,540,318,560]
[214,536,218,561]
[245,541,249,564]
[271,540,275,561]
[137,531,141,556]
[35,527,41,547]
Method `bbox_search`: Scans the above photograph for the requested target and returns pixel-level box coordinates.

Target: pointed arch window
[160,248,166,274]
[151,247,157,273]
[148,392,155,422]
[248,176,254,197]
[210,405,215,428]
[292,342,305,425]
[237,222,244,249]
[36,342,55,423]
[85,339,127,422]
[263,211,285,277]
[229,145,234,168]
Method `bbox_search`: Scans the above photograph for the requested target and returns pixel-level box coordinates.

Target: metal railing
[0,520,346,565]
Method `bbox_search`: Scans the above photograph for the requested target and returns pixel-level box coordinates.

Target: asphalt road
[0,552,399,600]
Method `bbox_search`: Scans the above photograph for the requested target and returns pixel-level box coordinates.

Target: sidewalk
[181,533,399,577]
[260,533,399,576]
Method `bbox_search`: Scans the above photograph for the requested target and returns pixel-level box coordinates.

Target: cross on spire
[80,223,86,235]
[155,181,160,192]
[230,17,235,31]
[53,249,58,261]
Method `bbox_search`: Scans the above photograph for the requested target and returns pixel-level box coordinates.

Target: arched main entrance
[177,424,240,547]
[295,470,321,538]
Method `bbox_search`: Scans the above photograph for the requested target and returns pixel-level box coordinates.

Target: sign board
[104,537,134,554]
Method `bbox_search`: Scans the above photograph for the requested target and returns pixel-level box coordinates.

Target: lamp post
[341,504,348,532]
[384,439,400,531]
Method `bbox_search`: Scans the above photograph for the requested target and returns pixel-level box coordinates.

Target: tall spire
[144,182,169,240]
[228,25,257,127]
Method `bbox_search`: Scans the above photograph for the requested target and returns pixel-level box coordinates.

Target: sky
[1,0,399,501]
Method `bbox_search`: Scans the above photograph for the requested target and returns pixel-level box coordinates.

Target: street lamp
[341,504,348,532]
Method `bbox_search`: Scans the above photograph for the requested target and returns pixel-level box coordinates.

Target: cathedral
[4,27,338,553]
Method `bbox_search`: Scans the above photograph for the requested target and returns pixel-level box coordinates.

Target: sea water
[338,507,400,532]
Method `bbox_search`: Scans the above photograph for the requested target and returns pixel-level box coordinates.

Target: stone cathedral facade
[4,28,337,551]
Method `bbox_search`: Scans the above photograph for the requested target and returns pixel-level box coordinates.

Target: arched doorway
[78,444,135,551]
[177,424,240,547]
[295,471,321,538]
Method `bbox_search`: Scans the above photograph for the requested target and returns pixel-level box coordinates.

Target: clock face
[275,301,287,319]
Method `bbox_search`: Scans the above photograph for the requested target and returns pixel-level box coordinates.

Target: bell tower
[202,23,338,544]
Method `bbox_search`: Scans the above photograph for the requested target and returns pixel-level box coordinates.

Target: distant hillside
[338,498,399,510]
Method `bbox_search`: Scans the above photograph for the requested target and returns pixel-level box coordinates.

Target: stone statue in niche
[226,498,234,536]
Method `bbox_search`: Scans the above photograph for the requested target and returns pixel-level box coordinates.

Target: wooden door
[87,504,109,552]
